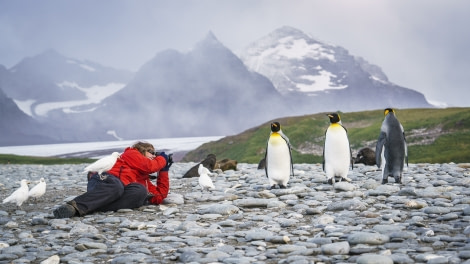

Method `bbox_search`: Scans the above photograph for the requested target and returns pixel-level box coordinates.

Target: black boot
[53,204,77,218]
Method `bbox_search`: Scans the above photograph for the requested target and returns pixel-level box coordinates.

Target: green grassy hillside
[0,154,94,165]
[182,107,470,164]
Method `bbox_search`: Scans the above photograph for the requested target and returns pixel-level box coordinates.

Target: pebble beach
[1,162,470,264]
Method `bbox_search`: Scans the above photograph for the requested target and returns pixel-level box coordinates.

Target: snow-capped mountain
[0,27,434,146]
[1,49,134,119]
[239,26,432,113]
[90,32,289,139]
[0,50,135,144]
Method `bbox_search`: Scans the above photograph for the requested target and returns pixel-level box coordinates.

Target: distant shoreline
[53,149,189,162]
[0,136,223,161]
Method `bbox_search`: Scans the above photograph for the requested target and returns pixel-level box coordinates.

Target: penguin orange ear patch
[384,108,394,116]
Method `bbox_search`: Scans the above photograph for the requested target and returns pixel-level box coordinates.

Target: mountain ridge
[0,26,434,146]
[239,26,432,114]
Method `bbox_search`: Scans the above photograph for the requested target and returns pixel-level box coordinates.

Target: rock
[348,232,390,245]
[356,254,393,264]
[1,162,469,263]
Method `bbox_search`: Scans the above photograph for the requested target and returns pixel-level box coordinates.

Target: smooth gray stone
[348,232,390,245]
[233,198,272,208]
[356,254,393,264]
[245,229,273,241]
[326,199,367,211]
[163,193,185,204]
[423,206,452,214]
[197,203,240,215]
[277,244,308,254]
[334,182,356,192]
[321,241,350,255]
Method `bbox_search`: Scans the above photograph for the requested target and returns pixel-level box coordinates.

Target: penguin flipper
[403,131,409,167]
[350,147,354,170]
[287,143,295,176]
[376,132,386,167]
[322,129,327,172]
[264,141,269,178]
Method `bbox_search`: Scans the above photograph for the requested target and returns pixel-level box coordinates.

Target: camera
[154,152,173,164]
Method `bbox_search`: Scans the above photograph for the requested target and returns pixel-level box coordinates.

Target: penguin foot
[381,178,388,184]
[280,184,287,189]
[327,178,334,185]
[394,176,402,184]
[341,177,352,182]
[268,185,276,190]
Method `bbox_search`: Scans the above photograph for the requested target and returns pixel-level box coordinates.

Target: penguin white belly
[267,136,291,185]
[324,128,350,178]
[380,145,386,177]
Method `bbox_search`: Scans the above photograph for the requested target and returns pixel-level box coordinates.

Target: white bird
[84,152,120,174]
[2,179,30,207]
[28,177,46,201]
[198,164,215,191]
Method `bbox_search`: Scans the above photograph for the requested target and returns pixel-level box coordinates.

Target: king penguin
[323,113,353,184]
[376,108,408,184]
[265,121,294,189]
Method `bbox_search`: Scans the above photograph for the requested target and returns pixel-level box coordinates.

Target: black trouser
[71,173,148,216]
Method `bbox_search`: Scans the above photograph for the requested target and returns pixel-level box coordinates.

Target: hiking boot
[53,204,77,218]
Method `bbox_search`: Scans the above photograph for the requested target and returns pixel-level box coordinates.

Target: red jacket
[107,147,170,204]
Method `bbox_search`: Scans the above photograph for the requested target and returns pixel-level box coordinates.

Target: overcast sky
[1,0,469,107]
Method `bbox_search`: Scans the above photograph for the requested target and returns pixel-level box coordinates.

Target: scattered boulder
[354,147,376,165]
[182,154,217,178]
[215,159,238,171]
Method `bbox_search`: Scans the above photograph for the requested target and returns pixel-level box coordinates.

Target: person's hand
[158,152,173,171]
[167,154,174,167]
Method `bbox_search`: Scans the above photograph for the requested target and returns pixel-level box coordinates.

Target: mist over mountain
[97,32,289,139]
[0,26,433,146]
[0,86,58,146]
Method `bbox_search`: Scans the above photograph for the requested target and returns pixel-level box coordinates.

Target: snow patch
[66,59,96,72]
[243,37,336,72]
[297,71,347,92]
[13,99,36,116]
[107,130,124,141]
[34,82,125,116]
[428,99,448,108]
[369,75,388,84]
[277,37,336,61]
[79,64,96,72]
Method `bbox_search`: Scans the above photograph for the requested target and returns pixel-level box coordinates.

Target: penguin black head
[384,108,395,116]
[327,113,341,124]
[271,122,281,132]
